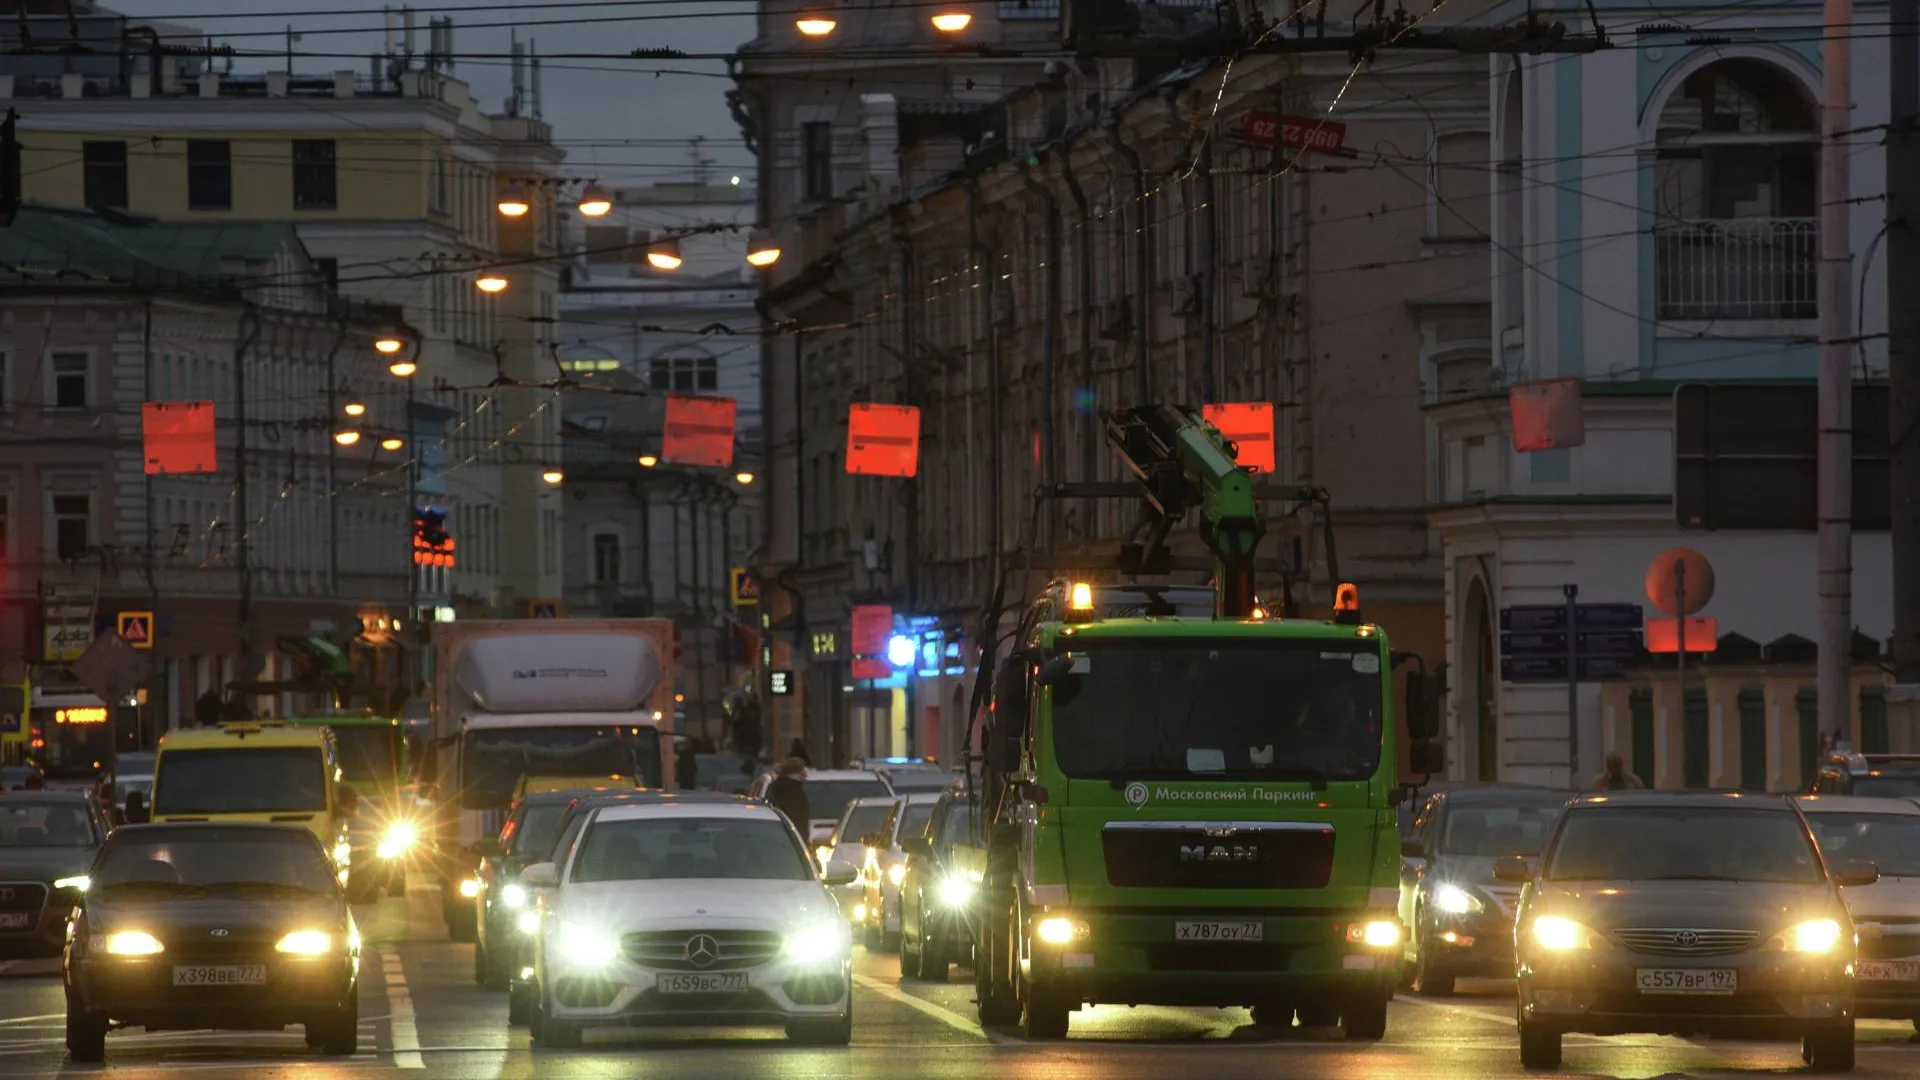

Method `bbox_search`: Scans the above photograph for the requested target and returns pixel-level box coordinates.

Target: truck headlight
[1432,883,1482,915]
[500,883,530,910]
[887,863,906,887]
[556,921,620,968]
[1762,918,1844,954]
[1035,916,1090,946]
[1346,920,1401,948]
[377,822,418,859]
[937,875,976,909]
[784,919,849,964]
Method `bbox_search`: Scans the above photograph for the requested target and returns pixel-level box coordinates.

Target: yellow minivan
[128,722,358,882]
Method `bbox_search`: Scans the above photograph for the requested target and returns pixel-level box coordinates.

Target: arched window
[1651,59,1818,321]
[648,345,718,393]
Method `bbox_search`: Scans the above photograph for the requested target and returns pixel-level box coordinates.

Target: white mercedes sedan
[520,801,858,1047]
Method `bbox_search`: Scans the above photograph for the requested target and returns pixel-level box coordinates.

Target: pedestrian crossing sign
[117,611,155,649]
[530,601,559,619]
[730,568,758,606]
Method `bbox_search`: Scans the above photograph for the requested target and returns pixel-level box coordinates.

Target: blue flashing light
[887,634,916,668]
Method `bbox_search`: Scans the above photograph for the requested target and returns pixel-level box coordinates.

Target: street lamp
[476,269,509,293]
[542,468,565,485]
[745,227,781,268]
[577,185,614,218]
[374,334,405,355]
[734,471,756,485]
[645,239,683,271]
[388,358,418,378]
[380,436,405,452]
[343,401,367,417]
[334,430,362,446]
[496,185,532,217]
[795,14,837,35]
[638,454,659,468]
[930,10,973,32]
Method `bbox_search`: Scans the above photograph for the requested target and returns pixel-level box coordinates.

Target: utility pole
[1816,0,1856,734]
[1888,0,1920,742]
[233,311,261,699]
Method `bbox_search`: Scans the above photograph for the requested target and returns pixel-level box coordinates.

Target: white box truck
[421,618,675,940]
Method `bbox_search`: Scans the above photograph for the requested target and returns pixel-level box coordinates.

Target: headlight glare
[1432,883,1481,915]
[500,883,529,910]
[53,875,90,892]
[1345,919,1401,948]
[103,930,165,956]
[937,875,977,909]
[458,878,481,899]
[377,822,418,859]
[784,919,849,963]
[515,910,541,936]
[1764,918,1845,954]
[1530,915,1603,952]
[887,862,906,887]
[1035,916,1089,946]
[556,920,620,968]
[332,841,353,866]
[275,930,333,956]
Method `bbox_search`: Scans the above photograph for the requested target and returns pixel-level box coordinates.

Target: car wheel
[920,931,948,984]
[1342,989,1388,1042]
[477,939,509,991]
[1020,974,1071,1040]
[1414,930,1455,997]
[1803,1023,1855,1073]
[65,1003,107,1064]
[507,983,532,1027]
[317,991,360,1057]
[473,937,491,986]
[898,915,923,980]
[533,993,580,1049]
[1518,1017,1562,1070]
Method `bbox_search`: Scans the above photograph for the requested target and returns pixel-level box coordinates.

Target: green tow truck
[284,714,420,904]
[959,405,1445,1039]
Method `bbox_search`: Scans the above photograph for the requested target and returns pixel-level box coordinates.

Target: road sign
[768,669,794,697]
[730,568,759,606]
[1500,630,1640,658]
[1501,656,1635,683]
[116,610,155,649]
[1499,603,1643,634]
[529,601,559,619]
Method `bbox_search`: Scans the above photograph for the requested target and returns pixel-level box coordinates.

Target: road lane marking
[0,1014,63,1027]
[379,946,425,1068]
[853,975,1004,1043]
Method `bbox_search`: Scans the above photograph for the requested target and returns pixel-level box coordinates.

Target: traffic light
[412,506,454,568]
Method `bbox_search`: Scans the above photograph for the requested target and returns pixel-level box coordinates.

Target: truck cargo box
[450,633,663,716]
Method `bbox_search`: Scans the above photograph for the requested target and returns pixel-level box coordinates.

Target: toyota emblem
[1672,930,1699,949]
[210,929,229,938]
[684,934,720,969]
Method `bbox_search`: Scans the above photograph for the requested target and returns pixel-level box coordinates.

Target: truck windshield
[1852,775,1920,799]
[331,726,399,783]
[153,748,329,815]
[460,726,662,809]
[1048,638,1385,782]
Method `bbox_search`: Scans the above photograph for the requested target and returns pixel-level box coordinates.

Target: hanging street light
[745,227,781,268]
[645,239,683,271]
[343,401,367,417]
[496,185,532,217]
[373,334,405,355]
[541,468,565,485]
[577,185,614,218]
[638,454,659,468]
[334,430,362,446]
[735,471,756,485]
[476,269,509,293]
[380,436,405,451]
[795,14,837,36]
[930,10,973,32]
[388,359,418,378]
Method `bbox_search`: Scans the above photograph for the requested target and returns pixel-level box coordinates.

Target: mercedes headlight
[102,930,165,956]
[53,875,90,893]
[377,821,418,860]
[556,920,620,968]
[784,919,849,964]
[500,883,530,910]
[937,875,976,909]
[1432,883,1483,915]
[1763,918,1845,955]
[275,930,333,956]
[1529,915,1606,952]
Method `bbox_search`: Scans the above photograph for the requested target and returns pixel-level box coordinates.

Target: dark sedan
[64,823,362,1063]
[1507,791,1871,1073]
[0,792,109,957]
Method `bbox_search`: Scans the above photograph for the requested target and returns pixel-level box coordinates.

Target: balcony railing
[1655,217,1816,321]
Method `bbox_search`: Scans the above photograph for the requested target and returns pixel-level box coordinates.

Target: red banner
[1510,378,1587,452]
[1202,402,1277,474]
[1240,111,1348,155]
[846,403,920,477]
[142,401,218,474]
[851,604,892,660]
[662,394,738,467]
[1645,616,1718,654]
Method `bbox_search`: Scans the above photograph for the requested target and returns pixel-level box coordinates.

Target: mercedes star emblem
[684,934,720,969]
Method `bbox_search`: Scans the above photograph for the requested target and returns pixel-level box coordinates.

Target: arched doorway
[1462,577,1499,780]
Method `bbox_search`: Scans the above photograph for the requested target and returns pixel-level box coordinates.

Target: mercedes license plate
[172,965,267,987]
[1174,921,1263,943]
[656,972,748,995]
[1636,968,1736,995]
[0,913,30,930]
[1858,960,1920,982]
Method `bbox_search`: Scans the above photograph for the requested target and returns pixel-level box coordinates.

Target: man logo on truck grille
[1124,782,1150,808]
[1181,845,1260,863]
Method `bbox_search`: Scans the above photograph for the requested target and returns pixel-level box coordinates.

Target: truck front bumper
[1025,908,1402,1008]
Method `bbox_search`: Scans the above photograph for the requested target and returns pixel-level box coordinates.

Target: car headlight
[275,930,333,956]
[458,878,482,899]
[1035,916,1090,946]
[1529,915,1607,952]
[500,883,530,910]
[1432,883,1482,916]
[1763,918,1845,954]
[53,875,90,893]
[887,863,907,887]
[332,841,353,866]
[516,910,542,936]
[784,919,849,964]
[937,875,977,909]
[102,930,165,956]
[377,822,418,860]
[556,920,620,968]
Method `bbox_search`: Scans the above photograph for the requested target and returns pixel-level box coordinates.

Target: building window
[648,352,718,392]
[1428,131,1491,239]
[429,152,449,215]
[801,122,833,202]
[53,494,90,561]
[313,257,339,291]
[292,139,339,210]
[51,353,88,409]
[592,532,621,584]
[83,141,128,210]
[186,139,232,211]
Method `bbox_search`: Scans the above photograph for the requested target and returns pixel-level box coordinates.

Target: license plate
[655,972,748,995]
[1174,921,1263,943]
[172,965,267,987]
[1858,960,1920,982]
[1636,968,1736,995]
[0,913,30,930]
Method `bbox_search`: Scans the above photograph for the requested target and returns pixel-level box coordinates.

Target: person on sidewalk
[766,757,811,835]
[1588,752,1646,792]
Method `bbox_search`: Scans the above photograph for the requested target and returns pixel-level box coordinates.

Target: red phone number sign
[1240,111,1348,155]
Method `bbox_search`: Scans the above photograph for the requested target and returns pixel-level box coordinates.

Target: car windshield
[897,802,936,840]
[1049,639,1385,782]
[834,804,892,846]
[1851,775,1920,799]
[94,830,335,895]
[1807,812,1920,877]
[509,804,568,858]
[115,754,155,775]
[331,725,399,783]
[0,802,96,846]
[808,779,892,824]
[1545,807,1823,884]
[1441,802,1567,856]
[461,726,662,809]
[152,748,328,815]
[570,816,812,883]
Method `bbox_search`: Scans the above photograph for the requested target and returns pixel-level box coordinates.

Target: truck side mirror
[1409,739,1445,777]
[1036,655,1075,687]
[1404,672,1441,742]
